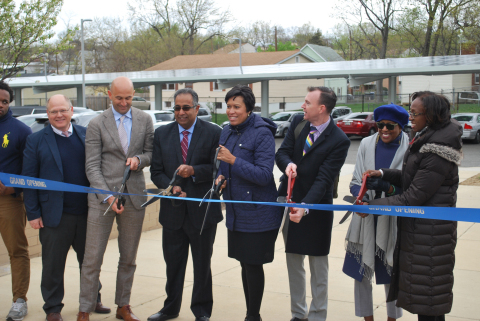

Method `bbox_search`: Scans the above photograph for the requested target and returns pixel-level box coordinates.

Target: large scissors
[278,172,295,233]
[103,166,131,215]
[339,172,369,224]
[141,168,182,208]
[199,147,225,235]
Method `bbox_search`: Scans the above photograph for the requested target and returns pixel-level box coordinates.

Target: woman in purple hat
[343,103,410,321]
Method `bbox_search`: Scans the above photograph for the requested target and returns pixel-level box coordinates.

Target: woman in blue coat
[216,85,282,321]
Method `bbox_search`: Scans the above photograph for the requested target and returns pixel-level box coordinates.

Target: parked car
[331,106,352,124]
[131,96,151,109]
[27,112,99,133]
[11,106,92,117]
[143,110,175,124]
[336,112,377,137]
[270,111,304,137]
[452,113,480,144]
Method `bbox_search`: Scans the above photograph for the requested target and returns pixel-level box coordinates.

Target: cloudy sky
[57,0,339,36]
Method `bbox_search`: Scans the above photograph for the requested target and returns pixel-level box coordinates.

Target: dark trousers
[160,214,217,318]
[39,213,101,314]
[418,315,445,321]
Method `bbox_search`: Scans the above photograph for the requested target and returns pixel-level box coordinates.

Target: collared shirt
[51,123,73,137]
[112,107,132,145]
[178,118,197,147]
[311,117,330,142]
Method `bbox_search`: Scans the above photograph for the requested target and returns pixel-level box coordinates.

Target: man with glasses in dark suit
[147,88,222,321]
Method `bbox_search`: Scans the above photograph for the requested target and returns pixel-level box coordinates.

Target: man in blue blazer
[22,95,109,321]
[276,87,350,321]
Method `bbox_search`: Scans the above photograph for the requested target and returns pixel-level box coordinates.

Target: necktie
[118,115,129,155]
[181,130,189,163]
[303,126,317,156]
[62,131,69,138]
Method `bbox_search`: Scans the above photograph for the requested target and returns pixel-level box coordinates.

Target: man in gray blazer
[77,77,154,321]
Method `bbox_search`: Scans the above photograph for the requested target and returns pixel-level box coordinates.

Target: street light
[39,53,48,105]
[231,38,243,74]
[81,18,92,108]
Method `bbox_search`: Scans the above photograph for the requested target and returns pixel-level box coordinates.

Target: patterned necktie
[118,115,129,155]
[181,130,189,163]
[303,126,317,156]
[62,131,69,138]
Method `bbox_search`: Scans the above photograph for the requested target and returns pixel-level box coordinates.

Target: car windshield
[74,113,98,126]
[270,113,292,121]
[345,113,369,120]
[453,115,473,122]
[17,117,37,126]
[155,113,174,121]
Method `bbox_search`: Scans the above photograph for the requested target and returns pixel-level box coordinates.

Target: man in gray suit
[77,77,154,321]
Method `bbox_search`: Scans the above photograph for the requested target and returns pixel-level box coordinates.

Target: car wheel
[368,128,376,136]
[282,128,288,137]
[474,131,480,144]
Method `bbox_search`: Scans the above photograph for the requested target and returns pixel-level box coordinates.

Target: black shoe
[195,317,210,321]
[290,318,308,321]
[245,316,262,321]
[147,311,179,321]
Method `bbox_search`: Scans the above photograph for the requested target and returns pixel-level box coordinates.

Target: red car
[336,112,377,137]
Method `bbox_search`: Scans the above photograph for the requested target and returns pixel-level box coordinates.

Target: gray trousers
[283,219,328,321]
[354,277,403,318]
[79,202,145,312]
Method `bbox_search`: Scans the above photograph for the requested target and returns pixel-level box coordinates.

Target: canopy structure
[8,54,480,116]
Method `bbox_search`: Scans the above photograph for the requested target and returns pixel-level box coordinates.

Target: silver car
[271,111,304,137]
[143,110,175,125]
[452,113,480,144]
[331,106,352,124]
[165,107,212,122]
[131,96,151,110]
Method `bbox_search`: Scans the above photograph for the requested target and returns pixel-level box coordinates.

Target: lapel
[172,123,184,165]
[129,108,139,157]
[103,108,124,155]
[186,118,202,164]
[44,126,63,175]
[72,125,86,147]
[302,118,334,157]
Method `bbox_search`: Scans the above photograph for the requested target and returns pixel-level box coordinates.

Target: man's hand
[289,207,305,223]
[0,180,14,196]
[172,186,187,198]
[107,196,125,214]
[29,217,44,229]
[177,164,195,178]
[217,145,236,165]
[363,169,382,178]
[286,163,297,178]
[126,157,140,171]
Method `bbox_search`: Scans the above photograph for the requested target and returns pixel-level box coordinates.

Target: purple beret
[374,103,409,129]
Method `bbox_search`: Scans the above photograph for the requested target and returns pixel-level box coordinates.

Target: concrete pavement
[1,165,479,321]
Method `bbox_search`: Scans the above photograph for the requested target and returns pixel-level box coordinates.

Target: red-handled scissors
[278,172,296,232]
[339,172,369,224]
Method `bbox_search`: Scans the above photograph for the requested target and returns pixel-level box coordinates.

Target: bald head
[108,76,135,114]
[47,94,72,110]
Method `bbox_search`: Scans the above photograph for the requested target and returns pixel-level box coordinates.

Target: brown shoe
[46,313,63,321]
[95,301,111,314]
[116,305,140,321]
[76,312,90,321]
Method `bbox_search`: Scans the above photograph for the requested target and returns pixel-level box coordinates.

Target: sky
[56,0,339,37]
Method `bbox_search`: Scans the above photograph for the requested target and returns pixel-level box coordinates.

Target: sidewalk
[1,166,479,321]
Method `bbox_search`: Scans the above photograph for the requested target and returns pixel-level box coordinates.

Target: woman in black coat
[362,91,463,321]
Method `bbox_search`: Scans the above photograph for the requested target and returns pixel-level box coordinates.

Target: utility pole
[275,26,278,51]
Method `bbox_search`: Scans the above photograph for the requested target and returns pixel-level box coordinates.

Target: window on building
[162,83,175,90]
[211,82,222,91]
[185,83,193,89]
[279,102,286,110]
[475,73,479,84]
[165,101,172,108]
[295,56,300,63]
[215,102,222,109]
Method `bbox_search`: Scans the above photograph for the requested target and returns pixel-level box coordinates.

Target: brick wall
[0,183,162,266]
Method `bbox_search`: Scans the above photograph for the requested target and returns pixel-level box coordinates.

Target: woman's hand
[217,145,236,165]
[215,175,227,190]
[355,201,369,218]
[363,169,382,178]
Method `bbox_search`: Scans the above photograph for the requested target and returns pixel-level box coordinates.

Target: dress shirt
[51,123,73,137]
[178,118,197,147]
[112,107,132,146]
[311,117,330,141]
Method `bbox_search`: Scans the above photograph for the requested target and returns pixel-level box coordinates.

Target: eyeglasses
[408,111,425,118]
[376,122,398,130]
[48,109,71,115]
[174,105,195,112]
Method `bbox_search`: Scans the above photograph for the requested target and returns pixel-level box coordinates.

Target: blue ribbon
[1,172,479,223]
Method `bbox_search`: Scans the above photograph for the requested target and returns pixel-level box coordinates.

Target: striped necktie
[303,126,317,156]
[181,130,189,163]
